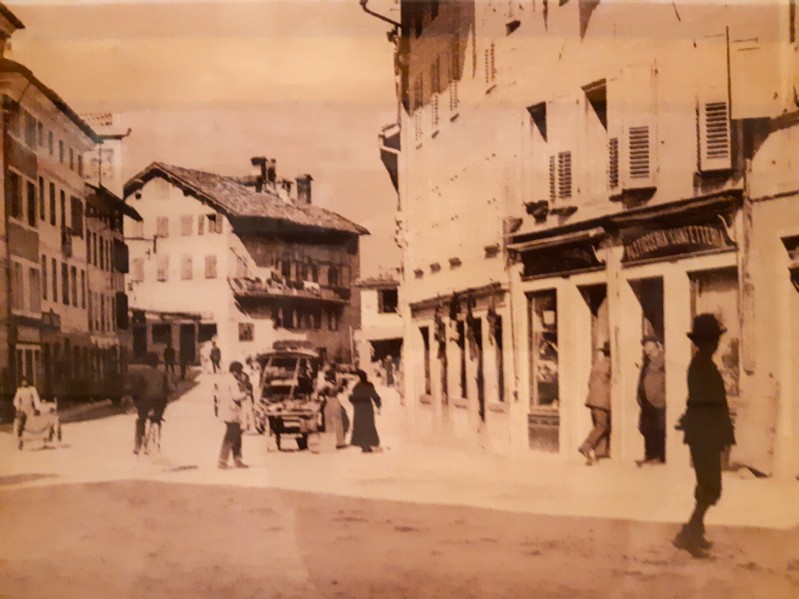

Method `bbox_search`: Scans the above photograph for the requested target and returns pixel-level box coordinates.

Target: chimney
[0,8,23,59]
[296,174,313,205]
[266,159,277,189]
[250,156,267,192]
[278,179,293,203]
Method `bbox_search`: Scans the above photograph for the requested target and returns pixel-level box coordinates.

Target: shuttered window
[205,255,217,279]
[156,216,169,237]
[608,137,620,191]
[628,126,651,180]
[696,34,731,172]
[484,43,496,87]
[699,101,731,169]
[557,151,573,200]
[131,258,144,283]
[157,255,169,282]
[548,155,556,202]
[181,255,193,280]
[180,215,193,236]
[432,93,439,130]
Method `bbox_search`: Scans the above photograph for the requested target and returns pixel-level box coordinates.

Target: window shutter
[432,93,439,130]
[157,255,169,282]
[156,216,169,237]
[608,137,620,192]
[181,254,193,280]
[205,255,217,279]
[621,63,657,189]
[557,151,572,200]
[548,155,556,202]
[697,34,731,172]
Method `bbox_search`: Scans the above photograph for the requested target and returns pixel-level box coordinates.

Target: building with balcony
[0,4,138,414]
[376,0,799,478]
[123,160,368,367]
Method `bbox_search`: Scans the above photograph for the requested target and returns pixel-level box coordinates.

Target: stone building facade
[375,0,799,478]
[123,161,367,368]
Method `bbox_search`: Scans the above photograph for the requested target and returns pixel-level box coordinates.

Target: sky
[6,0,402,275]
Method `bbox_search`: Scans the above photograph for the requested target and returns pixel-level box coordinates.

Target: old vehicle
[253,341,324,450]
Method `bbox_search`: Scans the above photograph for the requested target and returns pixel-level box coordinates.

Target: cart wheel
[297,434,308,451]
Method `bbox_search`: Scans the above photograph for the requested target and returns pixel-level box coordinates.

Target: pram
[16,400,62,450]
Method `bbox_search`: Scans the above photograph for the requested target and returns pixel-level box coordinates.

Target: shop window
[494,316,504,402]
[528,290,559,409]
[420,325,432,395]
[239,322,254,342]
[690,269,740,399]
[152,324,172,345]
[378,288,398,313]
[197,214,205,235]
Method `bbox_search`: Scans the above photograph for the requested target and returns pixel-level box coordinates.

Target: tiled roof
[124,162,368,236]
[355,275,399,289]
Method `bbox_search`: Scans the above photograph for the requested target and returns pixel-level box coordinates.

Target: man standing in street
[13,377,42,450]
[215,361,248,469]
[673,314,735,558]
[210,341,222,374]
[637,335,666,466]
[578,341,611,465]
[163,342,176,380]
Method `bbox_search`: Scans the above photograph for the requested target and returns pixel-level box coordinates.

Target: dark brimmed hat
[687,313,726,340]
[229,361,243,374]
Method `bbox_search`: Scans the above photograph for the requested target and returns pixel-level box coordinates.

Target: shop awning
[506,227,605,254]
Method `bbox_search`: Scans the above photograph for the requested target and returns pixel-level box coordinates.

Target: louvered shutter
[557,151,572,200]
[548,155,556,202]
[606,75,622,195]
[697,35,731,172]
[621,63,657,189]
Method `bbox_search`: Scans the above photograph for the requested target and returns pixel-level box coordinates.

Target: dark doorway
[180,324,196,364]
[198,323,218,343]
[133,325,147,358]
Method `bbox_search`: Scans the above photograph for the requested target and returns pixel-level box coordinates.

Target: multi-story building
[373,0,799,478]
[0,5,137,416]
[354,270,403,374]
[123,160,368,367]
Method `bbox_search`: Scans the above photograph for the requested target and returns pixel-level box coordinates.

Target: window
[197,214,205,235]
[92,234,98,266]
[80,270,86,308]
[51,258,57,301]
[78,155,83,178]
[131,257,144,282]
[457,321,467,398]
[204,255,217,279]
[11,263,24,311]
[86,232,92,265]
[61,262,69,305]
[311,263,319,283]
[48,131,54,156]
[327,307,339,331]
[181,255,193,280]
[59,140,65,164]
[69,148,74,171]
[9,172,22,220]
[27,180,37,227]
[156,216,169,237]
[328,265,339,287]
[99,237,105,271]
[420,326,432,395]
[450,35,460,111]
[207,213,223,234]
[152,324,172,345]
[38,177,45,222]
[528,290,559,408]
[413,75,424,142]
[484,42,496,88]
[157,255,170,282]
[378,288,398,313]
[60,191,67,230]
[608,137,620,192]
[238,323,254,342]
[494,316,505,402]
[557,151,573,199]
[24,111,37,148]
[37,122,44,148]
[49,183,56,226]
[29,268,41,314]
[41,256,48,301]
[71,197,84,237]
[180,215,193,236]
[70,266,78,307]
[131,220,144,238]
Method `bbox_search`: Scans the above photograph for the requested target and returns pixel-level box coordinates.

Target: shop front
[407,284,512,452]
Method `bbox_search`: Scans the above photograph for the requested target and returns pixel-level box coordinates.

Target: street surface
[1,374,798,598]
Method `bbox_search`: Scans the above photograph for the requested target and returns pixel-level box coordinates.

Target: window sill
[451,397,469,409]
[419,394,434,405]
[485,83,497,95]
[488,402,509,414]
[450,112,460,122]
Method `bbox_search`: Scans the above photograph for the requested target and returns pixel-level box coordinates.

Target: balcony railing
[229,276,350,304]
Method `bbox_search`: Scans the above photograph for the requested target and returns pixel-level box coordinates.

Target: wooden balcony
[229,277,350,305]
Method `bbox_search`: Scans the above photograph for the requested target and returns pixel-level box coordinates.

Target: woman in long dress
[349,370,381,453]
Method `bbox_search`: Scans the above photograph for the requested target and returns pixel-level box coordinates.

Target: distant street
[2,375,799,598]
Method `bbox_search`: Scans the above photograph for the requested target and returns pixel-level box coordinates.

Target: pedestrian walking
[672,314,735,558]
[322,383,350,449]
[131,352,170,455]
[210,341,222,374]
[349,369,381,453]
[215,361,248,469]
[636,335,666,466]
[13,377,42,450]
[163,342,176,379]
[179,351,189,381]
[578,341,612,465]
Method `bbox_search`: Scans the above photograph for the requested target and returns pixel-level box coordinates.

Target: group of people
[578,313,735,558]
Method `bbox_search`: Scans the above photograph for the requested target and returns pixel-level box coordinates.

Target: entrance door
[629,277,666,461]
[180,324,197,364]
[133,324,147,358]
[528,290,560,452]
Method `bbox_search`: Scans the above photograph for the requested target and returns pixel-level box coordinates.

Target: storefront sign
[622,222,734,264]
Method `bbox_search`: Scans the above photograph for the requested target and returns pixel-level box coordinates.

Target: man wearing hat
[578,341,612,465]
[215,360,249,469]
[636,334,667,466]
[673,313,735,557]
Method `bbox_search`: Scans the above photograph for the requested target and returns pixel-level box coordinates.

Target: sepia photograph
[0,0,798,597]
